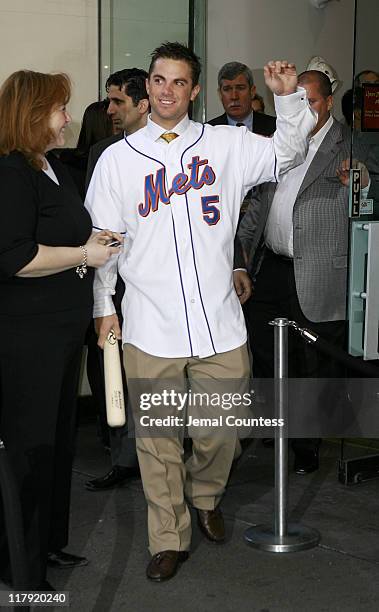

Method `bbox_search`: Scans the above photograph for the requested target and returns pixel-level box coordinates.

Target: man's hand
[233,270,252,305]
[95,314,121,349]
[264,60,297,96]
[336,158,370,189]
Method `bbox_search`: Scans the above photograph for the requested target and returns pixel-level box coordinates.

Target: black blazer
[207,112,276,268]
[86,133,123,191]
[207,111,276,137]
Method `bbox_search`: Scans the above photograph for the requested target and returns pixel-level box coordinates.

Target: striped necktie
[160,132,179,143]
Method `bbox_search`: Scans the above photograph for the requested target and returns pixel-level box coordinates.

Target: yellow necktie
[160,132,179,143]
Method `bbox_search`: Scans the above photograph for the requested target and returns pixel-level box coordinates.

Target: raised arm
[239,60,316,191]
[266,60,316,177]
[263,60,298,96]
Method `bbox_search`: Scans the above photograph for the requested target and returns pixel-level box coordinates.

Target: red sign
[361,83,379,131]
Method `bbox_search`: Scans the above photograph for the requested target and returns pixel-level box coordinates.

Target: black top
[0,151,94,315]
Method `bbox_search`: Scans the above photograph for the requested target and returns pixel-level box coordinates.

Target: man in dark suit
[237,70,377,473]
[208,61,276,135]
[85,68,149,491]
[86,68,150,190]
[208,62,276,296]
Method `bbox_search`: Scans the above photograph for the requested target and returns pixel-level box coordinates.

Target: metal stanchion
[244,318,320,552]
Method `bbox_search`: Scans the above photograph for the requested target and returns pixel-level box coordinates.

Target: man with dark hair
[149,40,201,86]
[84,67,149,491]
[86,41,315,581]
[238,70,375,473]
[86,68,149,183]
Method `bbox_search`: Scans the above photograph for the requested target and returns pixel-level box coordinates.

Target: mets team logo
[138,156,220,225]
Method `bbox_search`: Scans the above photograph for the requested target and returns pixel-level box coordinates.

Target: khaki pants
[123,343,250,554]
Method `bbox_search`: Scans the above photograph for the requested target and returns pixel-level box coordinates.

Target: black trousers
[0,306,90,587]
[245,249,346,453]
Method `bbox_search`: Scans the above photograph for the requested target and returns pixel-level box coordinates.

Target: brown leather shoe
[197,507,225,543]
[146,550,189,582]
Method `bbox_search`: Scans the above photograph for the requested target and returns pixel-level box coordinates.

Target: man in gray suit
[238,70,376,473]
[85,68,149,491]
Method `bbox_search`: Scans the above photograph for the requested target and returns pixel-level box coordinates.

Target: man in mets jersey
[86,42,316,582]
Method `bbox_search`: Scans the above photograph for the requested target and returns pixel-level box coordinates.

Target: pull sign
[349,168,361,217]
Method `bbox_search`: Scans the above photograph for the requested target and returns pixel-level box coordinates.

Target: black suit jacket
[207,112,276,268]
[207,111,276,137]
[85,133,123,191]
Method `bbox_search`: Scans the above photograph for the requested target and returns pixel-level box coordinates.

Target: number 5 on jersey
[201,195,220,225]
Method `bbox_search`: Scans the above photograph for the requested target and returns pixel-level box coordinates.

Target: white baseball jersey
[86,90,315,358]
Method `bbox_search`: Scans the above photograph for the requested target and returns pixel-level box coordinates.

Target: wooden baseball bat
[103,329,126,427]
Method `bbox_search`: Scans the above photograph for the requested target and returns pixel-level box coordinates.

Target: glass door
[347,0,379,360]
[98,0,206,121]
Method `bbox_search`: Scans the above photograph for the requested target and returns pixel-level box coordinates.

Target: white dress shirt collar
[309,114,333,149]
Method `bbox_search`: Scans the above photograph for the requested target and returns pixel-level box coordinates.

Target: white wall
[0,0,98,147]
[206,0,356,120]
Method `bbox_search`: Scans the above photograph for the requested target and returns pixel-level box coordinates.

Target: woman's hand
[85,230,123,268]
[16,230,123,278]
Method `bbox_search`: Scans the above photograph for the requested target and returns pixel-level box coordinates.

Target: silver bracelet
[76,245,88,279]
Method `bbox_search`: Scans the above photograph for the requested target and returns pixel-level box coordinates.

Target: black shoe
[294,449,319,474]
[47,550,88,569]
[85,465,140,491]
